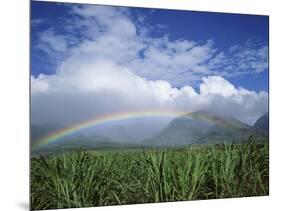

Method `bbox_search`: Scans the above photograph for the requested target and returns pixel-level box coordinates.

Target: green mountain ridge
[144,111,268,146]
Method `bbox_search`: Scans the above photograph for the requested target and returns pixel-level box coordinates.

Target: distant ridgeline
[31,111,269,154]
[144,111,269,146]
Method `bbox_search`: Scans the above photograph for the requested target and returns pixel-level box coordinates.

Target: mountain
[145,111,253,146]
[31,111,269,153]
[251,112,269,141]
[144,114,211,146]
[253,112,269,132]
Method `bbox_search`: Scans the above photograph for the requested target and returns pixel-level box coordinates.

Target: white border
[1,0,280,211]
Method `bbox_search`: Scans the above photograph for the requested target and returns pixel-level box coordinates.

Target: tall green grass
[31,138,269,210]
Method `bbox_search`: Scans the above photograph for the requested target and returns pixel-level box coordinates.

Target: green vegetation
[31,137,269,210]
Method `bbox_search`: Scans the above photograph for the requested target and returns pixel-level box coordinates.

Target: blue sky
[31,1,268,92]
[31,1,269,125]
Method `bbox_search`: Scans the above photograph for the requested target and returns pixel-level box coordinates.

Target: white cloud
[31,55,268,125]
[31,75,50,94]
[200,76,238,97]
[37,29,68,53]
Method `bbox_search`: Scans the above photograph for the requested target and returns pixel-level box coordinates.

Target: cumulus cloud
[31,4,268,128]
[31,56,268,125]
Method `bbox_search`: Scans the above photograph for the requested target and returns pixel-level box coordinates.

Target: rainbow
[32,110,188,149]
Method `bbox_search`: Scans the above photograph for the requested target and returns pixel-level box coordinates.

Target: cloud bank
[31,4,268,127]
[31,58,268,125]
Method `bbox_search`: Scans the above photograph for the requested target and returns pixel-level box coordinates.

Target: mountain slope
[145,111,252,146]
[145,115,211,146]
[253,112,269,132]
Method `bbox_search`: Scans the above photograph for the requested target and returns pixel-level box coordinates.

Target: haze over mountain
[31,123,63,146]
[31,116,172,149]
[31,110,269,154]
[84,117,171,143]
